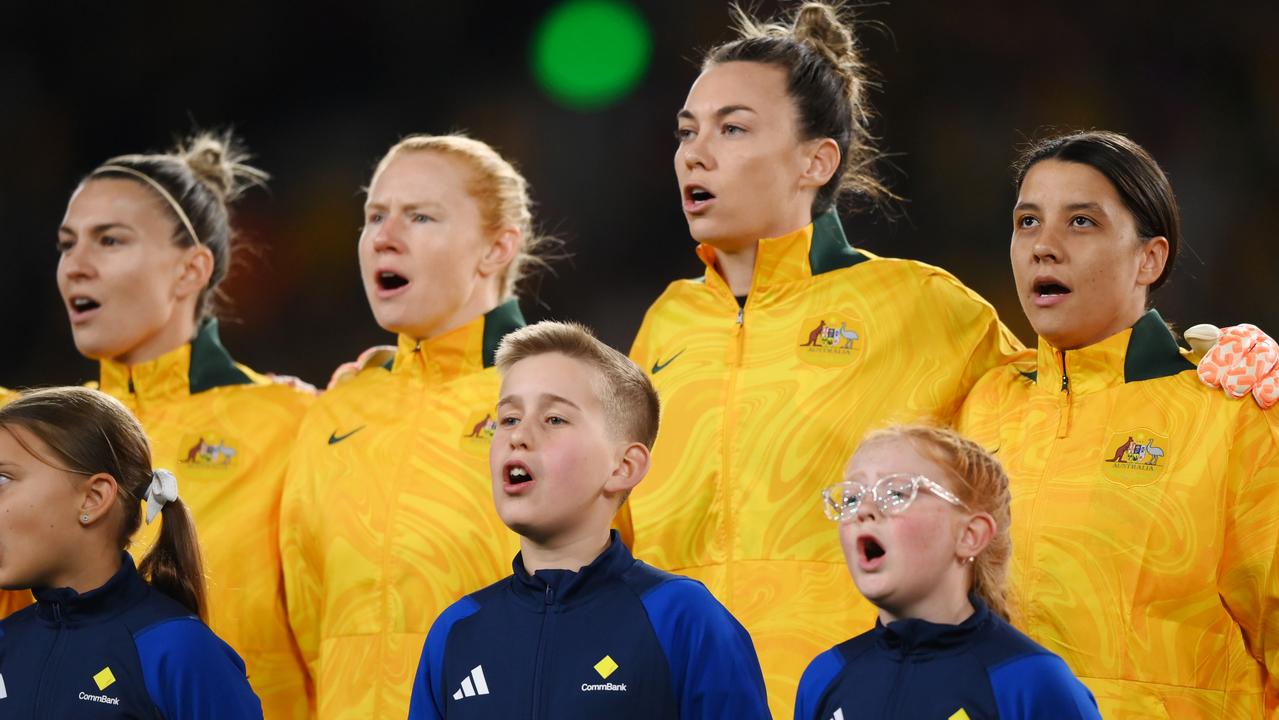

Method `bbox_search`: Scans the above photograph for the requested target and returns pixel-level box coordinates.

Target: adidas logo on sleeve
[452,665,490,700]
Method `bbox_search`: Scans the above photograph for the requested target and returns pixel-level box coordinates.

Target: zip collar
[1033,309,1195,395]
[873,592,991,657]
[388,299,525,381]
[694,209,871,298]
[98,318,253,401]
[31,553,150,627]
[509,530,634,610]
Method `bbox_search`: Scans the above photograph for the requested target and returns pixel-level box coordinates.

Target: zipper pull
[1060,373,1069,393]
[544,585,554,605]
[51,602,63,623]
[127,375,135,395]
[736,307,744,325]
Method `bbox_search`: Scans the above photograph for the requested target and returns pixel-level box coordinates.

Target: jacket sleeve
[1218,411,1279,701]
[408,598,480,720]
[987,653,1101,720]
[135,617,264,720]
[641,579,770,719]
[923,270,1026,421]
[794,648,844,720]
[278,424,324,685]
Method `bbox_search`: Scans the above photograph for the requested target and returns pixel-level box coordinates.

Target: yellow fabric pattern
[98,321,312,719]
[279,303,523,720]
[957,310,1279,719]
[624,213,1024,716]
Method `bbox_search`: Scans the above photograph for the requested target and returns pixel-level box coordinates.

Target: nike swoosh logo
[651,349,685,374]
[328,426,365,445]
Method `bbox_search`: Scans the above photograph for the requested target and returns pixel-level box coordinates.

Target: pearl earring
[966,556,975,564]
[80,514,90,524]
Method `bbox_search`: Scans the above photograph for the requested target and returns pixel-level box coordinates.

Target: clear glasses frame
[820,473,968,522]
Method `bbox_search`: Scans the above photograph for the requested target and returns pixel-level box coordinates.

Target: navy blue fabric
[794,595,1099,720]
[0,554,261,719]
[409,531,769,719]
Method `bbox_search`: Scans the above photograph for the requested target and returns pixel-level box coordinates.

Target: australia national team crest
[1101,428,1170,487]
[177,433,240,471]
[796,314,863,367]
[460,412,498,455]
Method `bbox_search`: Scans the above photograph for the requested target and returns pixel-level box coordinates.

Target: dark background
[3,1,1276,388]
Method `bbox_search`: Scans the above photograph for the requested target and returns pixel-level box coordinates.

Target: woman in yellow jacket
[279,134,549,720]
[624,4,1026,714]
[26,134,313,719]
[957,130,1278,718]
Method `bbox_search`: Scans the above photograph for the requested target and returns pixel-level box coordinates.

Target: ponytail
[138,496,208,621]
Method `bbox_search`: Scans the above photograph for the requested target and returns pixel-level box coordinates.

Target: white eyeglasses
[820,474,968,521]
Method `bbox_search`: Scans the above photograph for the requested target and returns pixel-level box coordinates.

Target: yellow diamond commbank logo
[594,655,618,679]
[948,710,971,720]
[93,666,116,691]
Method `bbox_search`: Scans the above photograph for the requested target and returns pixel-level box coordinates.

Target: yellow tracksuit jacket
[957,309,1279,718]
[279,302,523,720]
[77,320,310,718]
[624,211,1025,715]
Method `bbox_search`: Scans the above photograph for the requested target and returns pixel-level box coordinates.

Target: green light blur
[532,0,652,110]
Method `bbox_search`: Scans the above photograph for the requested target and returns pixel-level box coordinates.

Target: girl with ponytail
[0,386,262,718]
[796,426,1099,719]
[0,132,313,717]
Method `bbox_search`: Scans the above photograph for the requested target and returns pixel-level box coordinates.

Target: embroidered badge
[177,434,240,471]
[460,412,498,456]
[1101,428,1170,487]
[797,314,863,367]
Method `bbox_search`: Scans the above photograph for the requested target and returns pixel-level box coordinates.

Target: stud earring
[966,556,975,564]
[80,514,90,524]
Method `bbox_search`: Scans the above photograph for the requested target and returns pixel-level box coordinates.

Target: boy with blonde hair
[409,321,769,719]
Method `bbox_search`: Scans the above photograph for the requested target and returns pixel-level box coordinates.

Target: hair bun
[793,3,853,60]
[177,131,269,202]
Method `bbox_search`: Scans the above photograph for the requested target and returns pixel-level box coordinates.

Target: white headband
[145,469,179,524]
[92,164,203,246]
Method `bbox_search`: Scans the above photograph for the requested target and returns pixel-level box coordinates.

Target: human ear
[604,442,650,497]
[477,226,521,280]
[956,511,996,562]
[175,245,214,301]
[798,137,841,191]
[1135,235,1169,289]
[78,472,120,527]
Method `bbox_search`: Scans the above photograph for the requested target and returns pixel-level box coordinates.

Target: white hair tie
[145,469,180,524]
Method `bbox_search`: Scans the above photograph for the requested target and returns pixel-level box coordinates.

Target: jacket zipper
[33,602,66,715]
[884,653,911,718]
[1056,350,1072,438]
[721,303,746,603]
[530,584,555,719]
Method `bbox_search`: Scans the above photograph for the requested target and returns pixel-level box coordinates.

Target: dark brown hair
[0,387,208,620]
[706,1,892,215]
[87,131,269,321]
[1014,130,1181,290]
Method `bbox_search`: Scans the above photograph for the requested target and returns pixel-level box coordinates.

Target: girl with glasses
[796,425,1098,719]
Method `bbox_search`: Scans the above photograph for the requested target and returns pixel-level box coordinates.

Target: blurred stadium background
[3,0,1276,388]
